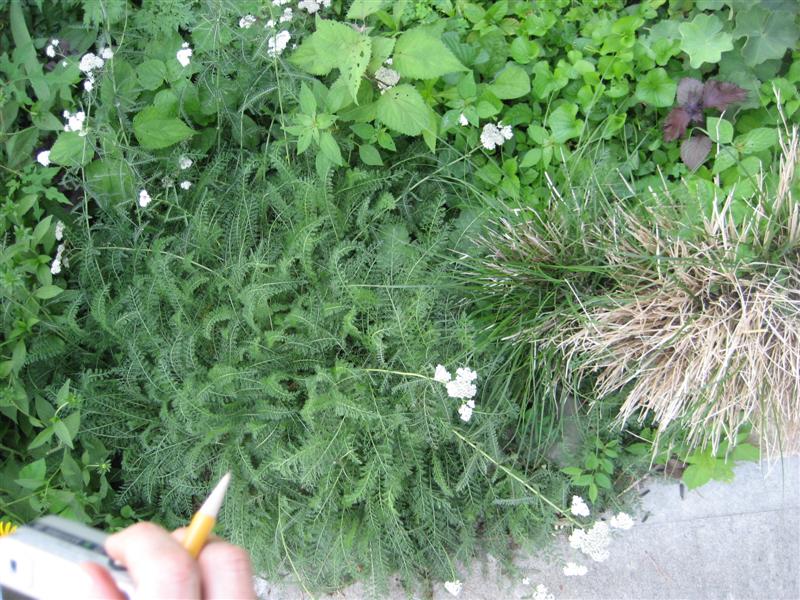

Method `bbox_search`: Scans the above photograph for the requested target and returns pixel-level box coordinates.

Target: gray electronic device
[0,515,135,600]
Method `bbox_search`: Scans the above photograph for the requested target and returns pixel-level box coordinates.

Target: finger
[106,522,201,599]
[197,539,256,600]
[79,562,127,600]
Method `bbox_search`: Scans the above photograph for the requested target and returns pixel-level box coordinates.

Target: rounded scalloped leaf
[679,14,733,69]
[635,68,676,108]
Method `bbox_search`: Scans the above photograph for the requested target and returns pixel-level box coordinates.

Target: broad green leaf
[136,59,167,91]
[32,215,53,244]
[347,0,388,19]
[85,159,136,208]
[392,28,467,79]
[17,458,47,489]
[53,419,74,449]
[734,5,799,67]
[594,472,612,489]
[706,117,734,145]
[732,443,760,462]
[547,103,583,143]
[367,37,395,74]
[34,285,64,299]
[679,14,733,68]
[682,463,712,489]
[133,106,195,150]
[28,426,55,450]
[713,147,739,174]
[50,132,95,167]
[318,131,343,165]
[358,144,383,166]
[341,35,372,103]
[635,68,676,108]
[488,63,531,100]
[11,340,25,375]
[298,84,317,115]
[376,84,430,136]
[736,128,777,154]
[519,148,541,168]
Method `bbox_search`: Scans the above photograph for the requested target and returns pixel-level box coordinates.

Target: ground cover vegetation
[1,0,798,595]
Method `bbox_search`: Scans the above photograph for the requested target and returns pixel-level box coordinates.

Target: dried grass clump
[478,119,800,457]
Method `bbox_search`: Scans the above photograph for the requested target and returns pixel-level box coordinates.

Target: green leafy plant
[562,438,621,503]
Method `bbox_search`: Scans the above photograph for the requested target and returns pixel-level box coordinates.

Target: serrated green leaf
[376,84,430,136]
[318,131,343,166]
[346,0,388,19]
[133,106,195,150]
[53,419,74,448]
[28,426,55,450]
[367,37,395,74]
[679,14,733,68]
[17,458,47,489]
[736,128,778,154]
[136,59,167,91]
[393,28,467,79]
[340,35,372,103]
[50,132,95,168]
[299,84,317,115]
[488,63,531,100]
[682,464,712,489]
[635,68,676,107]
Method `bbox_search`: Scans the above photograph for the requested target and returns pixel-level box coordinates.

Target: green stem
[451,429,580,527]
[362,368,433,381]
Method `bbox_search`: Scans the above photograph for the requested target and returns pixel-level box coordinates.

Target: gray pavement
[256,456,800,599]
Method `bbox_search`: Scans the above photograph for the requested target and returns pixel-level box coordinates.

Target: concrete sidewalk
[256,456,800,599]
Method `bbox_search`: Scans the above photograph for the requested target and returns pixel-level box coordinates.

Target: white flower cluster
[375,66,400,93]
[570,495,590,517]
[177,42,193,68]
[36,150,51,166]
[298,0,331,14]
[569,520,611,562]
[272,0,291,4]
[434,365,478,422]
[532,584,555,600]
[480,121,513,150]
[45,39,59,58]
[239,14,257,28]
[563,561,588,577]
[180,180,192,190]
[138,189,152,208]
[55,221,65,241]
[459,113,469,126]
[609,511,634,530]
[443,580,462,596]
[50,243,67,275]
[179,155,193,170]
[63,110,87,136]
[267,31,291,57]
[78,47,113,92]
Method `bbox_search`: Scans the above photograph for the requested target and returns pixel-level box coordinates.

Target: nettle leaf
[488,63,531,100]
[547,103,583,144]
[392,28,467,79]
[346,0,388,19]
[679,14,733,68]
[341,35,372,103]
[736,128,778,154]
[734,5,799,67]
[367,37,395,74]
[50,132,95,167]
[663,108,690,142]
[635,67,676,108]
[701,80,747,112]
[681,134,712,170]
[133,106,195,150]
[376,84,432,136]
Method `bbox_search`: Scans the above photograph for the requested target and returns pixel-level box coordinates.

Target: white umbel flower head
[177,42,193,67]
[455,367,477,383]
[63,110,87,136]
[36,150,51,166]
[532,584,555,600]
[54,221,65,241]
[45,43,57,58]
[443,580,462,596]
[459,113,469,126]
[570,495,590,517]
[609,512,634,530]
[563,562,588,577]
[179,180,192,190]
[272,0,291,4]
[239,14,257,28]
[434,364,451,383]
[522,577,531,586]
[280,7,293,22]
[480,121,513,150]
[179,155,193,170]
[267,31,291,57]
[446,378,476,400]
[83,78,94,92]
[138,189,152,208]
[457,399,475,422]
[50,243,66,275]
[99,46,114,60]
[569,521,611,562]
[79,52,104,73]
[298,0,331,13]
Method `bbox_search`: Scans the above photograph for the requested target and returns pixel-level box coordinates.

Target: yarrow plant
[176,42,192,68]
[570,495,590,517]
[444,579,462,596]
[138,189,152,208]
[480,122,513,151]
[434,365,478,421]
[267,31,291,57]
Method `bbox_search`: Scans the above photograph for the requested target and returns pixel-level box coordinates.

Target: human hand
[81,522,256,599]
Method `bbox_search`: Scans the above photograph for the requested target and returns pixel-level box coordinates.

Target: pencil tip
[200,472,232,518]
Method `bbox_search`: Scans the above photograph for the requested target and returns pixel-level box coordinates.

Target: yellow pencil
[182,472,231,558]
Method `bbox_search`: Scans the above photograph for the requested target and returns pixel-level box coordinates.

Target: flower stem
[451,429,580,527]
[362,368,432,381]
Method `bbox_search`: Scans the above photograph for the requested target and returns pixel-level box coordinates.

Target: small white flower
[138,189,152,208]
[532,584,555,600]
[375,66,400,93]
[455,367,477,383]
[50,258,61,275]
[179,155,193,170]
[239,14,257,28]
[51,39,60,47]
[79,52,104,73]
[265,18,276,29]
[459,113,469,126]
[570,495,590,517]
[36,150,51,167]
[385,57,393,65]
[54,221,65,241]
[176,42,193,67]
[445,378,476,400]
[443,580,462,596]
[63,110,87,135]
[570,521,612,562]
[267,30,291,57]
[83,78,94,92]
[180,180,192,190]
[434,364,451,383]
[45,44,56,58]
[99,46,114,60]
[280,7,293,22]
[298,0,322,13]
[609,512,634,530]
[568,528,587,549]
[563,562,588,577]
[522,577,531,586]
[457,399,475,422]
[480,122,513,151]
[272,0,291,4]
[61,60,68,67]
